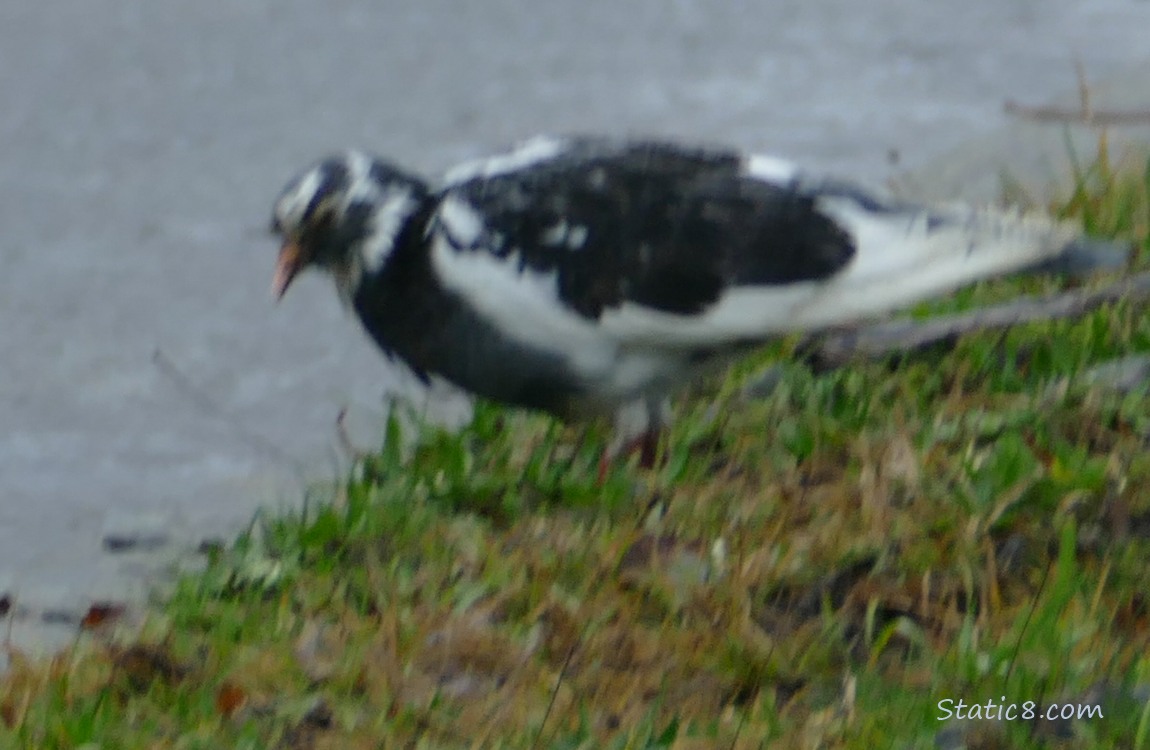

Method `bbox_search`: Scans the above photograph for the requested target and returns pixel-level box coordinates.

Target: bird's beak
[272,241,304,300]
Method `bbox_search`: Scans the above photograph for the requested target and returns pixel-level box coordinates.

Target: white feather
[743,153,799,184]
[436,196,486,246]
[429,224,610,367]
[792,198,1079,326]
[567,225,589,250]
[597,200,1079,346]
[359,188,420,273]
[540,220,569,246]
[442,135,568,185]
[331,186,421,305]
[428,217,690,404]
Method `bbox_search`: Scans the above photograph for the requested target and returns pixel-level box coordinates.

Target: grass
[3,144,1150,749]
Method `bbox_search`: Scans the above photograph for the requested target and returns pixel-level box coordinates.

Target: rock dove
[269,135,1128,471]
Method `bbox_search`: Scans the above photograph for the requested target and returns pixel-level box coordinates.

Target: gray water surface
[3,0,1150,653]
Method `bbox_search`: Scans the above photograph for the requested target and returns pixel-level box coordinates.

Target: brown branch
[1004,100,1150,127]
[799,270,1150,372]
[1005,62,1150,126]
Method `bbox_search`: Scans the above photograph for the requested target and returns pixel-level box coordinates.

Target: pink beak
[272,241,304,300]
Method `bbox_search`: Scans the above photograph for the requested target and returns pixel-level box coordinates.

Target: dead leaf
[80,602,126,629]
[215,681,247,718]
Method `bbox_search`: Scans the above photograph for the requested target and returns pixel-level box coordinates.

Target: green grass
[3,146,1150,749]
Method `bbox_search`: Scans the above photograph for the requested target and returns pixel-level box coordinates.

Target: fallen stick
[798,270,1150,372]
[152,348,307,475]
[1004,100,1150,127]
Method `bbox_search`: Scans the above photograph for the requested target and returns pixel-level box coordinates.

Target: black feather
[442,138,856,320]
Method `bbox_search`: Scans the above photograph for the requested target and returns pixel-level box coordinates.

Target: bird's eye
[269,216,283,236]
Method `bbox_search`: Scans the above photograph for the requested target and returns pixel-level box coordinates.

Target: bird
[269,135,1128,475]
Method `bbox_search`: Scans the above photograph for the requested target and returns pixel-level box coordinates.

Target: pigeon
[269,135,1128,472]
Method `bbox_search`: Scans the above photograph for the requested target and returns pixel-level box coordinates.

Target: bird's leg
[597,397,670,482]
[638,428,661,468]
[596,428,665,482]
[596,449,613,485]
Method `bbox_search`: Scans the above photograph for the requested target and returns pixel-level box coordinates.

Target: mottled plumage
[268,136,1128,464]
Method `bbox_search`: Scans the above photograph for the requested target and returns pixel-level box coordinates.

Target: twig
[799,270,1150,372]
[1004,101,1150,127]
[1004,557,1053,687]
[1004,59,1150,127]
[152,348,306,477]
[335,407,372,461]
[531,638,580,750]
[1005,60,1150,126]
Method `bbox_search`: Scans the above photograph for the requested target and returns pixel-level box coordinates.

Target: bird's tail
[788,195,1133,328]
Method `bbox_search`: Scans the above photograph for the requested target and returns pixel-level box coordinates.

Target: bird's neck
[329,183,431,306]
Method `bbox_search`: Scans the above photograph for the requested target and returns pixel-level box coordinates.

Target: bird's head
[270,151,427,301]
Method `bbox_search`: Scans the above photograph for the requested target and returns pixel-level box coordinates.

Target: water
[2,0,1149,652]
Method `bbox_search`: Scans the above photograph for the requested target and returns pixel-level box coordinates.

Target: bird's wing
[428,137,855,345]
[427,136,1112,351]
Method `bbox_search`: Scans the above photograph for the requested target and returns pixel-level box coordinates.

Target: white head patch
[274,150,389,235]
[341,150,382,206]
[274,168,324,231]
